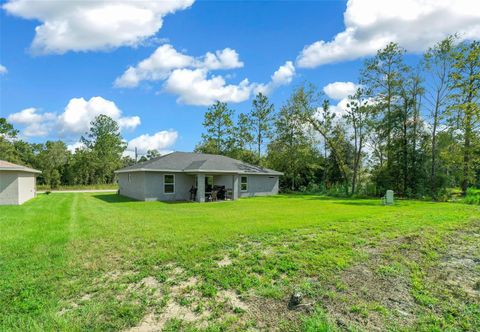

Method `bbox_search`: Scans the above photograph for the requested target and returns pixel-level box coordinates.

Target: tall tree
[398,67,425,195]
[196,101,234,155]
[81,114,126,184]
[360,42,408,188]
[343,88,374,194]
[423,36,456,197]
[250,93,275,161]
[229,113,256,163]
[267,87,320,191]
[449,40,480,194]
[295,84,352,194]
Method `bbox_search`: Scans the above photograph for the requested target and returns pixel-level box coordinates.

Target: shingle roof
[0,160,41,174]
[115,152,283,175]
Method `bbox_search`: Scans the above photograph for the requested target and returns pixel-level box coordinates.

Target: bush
[464,188,480,205]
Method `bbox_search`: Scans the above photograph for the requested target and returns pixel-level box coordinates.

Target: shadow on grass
[93,194,138,203]
[92,194,196,205]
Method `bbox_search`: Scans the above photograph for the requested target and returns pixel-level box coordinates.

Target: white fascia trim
[115,169,283,176]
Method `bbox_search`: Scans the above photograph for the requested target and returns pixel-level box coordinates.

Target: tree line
[1,37,479,198]
[0,115,134,187]
[196,37,480,198]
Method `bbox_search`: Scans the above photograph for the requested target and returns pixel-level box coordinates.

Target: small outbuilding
[0,160,41,205]
[115,152,283,202]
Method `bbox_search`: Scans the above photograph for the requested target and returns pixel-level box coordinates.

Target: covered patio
[190,173,240,202]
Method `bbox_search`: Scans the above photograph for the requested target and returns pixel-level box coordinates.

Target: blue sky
[1,0,478,156]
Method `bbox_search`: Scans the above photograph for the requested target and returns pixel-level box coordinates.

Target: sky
[1,0,479,157]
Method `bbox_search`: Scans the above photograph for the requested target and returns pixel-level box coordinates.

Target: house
[0,160,41,205]
[115,152,283,202]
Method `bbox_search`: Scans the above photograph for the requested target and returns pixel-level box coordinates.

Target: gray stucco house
[115,152,283,202]
[0,160,41,205]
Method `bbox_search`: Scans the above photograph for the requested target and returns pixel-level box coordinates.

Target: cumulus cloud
[115,44,295,105]
[2,0,194,54]
[7,97,140,138]
[7,108,56,137]
[202,48,244,70]
[57,97,140,135]
[126,130,178,155]
[114,44,243,88]
[296,0,480,68]
[255,61,296,95]
[114,44,196,88]
[164,68,253,106]
[0,64,7,74]
[323,81,359,100]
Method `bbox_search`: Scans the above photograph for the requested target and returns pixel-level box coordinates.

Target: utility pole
[135,147,138,162]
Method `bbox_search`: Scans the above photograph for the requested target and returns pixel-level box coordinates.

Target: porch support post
[233,174,239,200]
[196,173,205,203]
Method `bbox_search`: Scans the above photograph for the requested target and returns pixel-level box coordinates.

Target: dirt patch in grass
[126,302,209,332]
[429,226,480,300]
[217,255,232,267]
[319,222,480,331]
[217,290,248,311]
[243,295,303,330]
[322,249,416,331]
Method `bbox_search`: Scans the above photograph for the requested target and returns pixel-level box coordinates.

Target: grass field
[1,194,479,331]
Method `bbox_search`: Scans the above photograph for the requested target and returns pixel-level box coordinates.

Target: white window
[164,174,175,194]
[241,176,248,191]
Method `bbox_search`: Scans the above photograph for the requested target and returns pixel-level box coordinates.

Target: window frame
[164,174,175,194]
[240,176,248,192]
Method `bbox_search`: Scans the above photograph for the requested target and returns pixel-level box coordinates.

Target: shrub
[464,188,480,205]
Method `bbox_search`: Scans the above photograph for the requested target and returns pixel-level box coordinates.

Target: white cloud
[58,97,140,135]
[202,48,244,70]
[115,44,295,105]
[114,44,243,88]
[0,64,7,74]
[7,97,140,138]
[323,81,358,100]
[2,0,194,54]
[255,61,296,95]
[164,68,253,106]
[7,108,56,137]
[7,107,53,124]
[126,130,178,155]
[329,98,351,119]
[114,44,195,88]
[296,0,480,68]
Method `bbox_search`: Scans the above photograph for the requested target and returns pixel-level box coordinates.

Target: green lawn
[1,194,479,331]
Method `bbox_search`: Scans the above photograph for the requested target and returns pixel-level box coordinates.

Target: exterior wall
[118,172,146,201]
[144,172,195,202]
[0,171,19,205]
[117,171,280,202]
[239,174,279,198]
[0,171,37,205]
[17,173,36,204]
[213,174,234,190]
